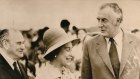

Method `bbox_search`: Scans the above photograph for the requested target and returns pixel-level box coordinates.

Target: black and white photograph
[0,0,140,79]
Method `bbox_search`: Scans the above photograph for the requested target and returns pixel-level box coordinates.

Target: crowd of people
[0,26,87,79]
[0,2,140,79]
[0,19,93,79]
[18,19,95,79]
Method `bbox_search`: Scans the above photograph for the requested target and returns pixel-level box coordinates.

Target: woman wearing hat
[35,28,78,79]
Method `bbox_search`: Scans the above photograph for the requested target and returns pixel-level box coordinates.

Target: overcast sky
[0,0,140,31]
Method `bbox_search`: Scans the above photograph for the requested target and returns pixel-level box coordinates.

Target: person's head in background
[42,28,78,69]
[77,29,87,42]
[73,26,87,43]
[60,19,70,33]
[21,28,38,57]
[97,3,123,38]
[0,29,25,60]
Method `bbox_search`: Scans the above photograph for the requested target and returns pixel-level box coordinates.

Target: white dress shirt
[105,29,123,62]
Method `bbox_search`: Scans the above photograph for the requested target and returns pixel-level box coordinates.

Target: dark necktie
[109,38,120,79]
[13,61,22,77]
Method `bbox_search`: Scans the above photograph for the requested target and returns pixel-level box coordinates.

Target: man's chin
[18,53,24,58]
[101,32,108,37]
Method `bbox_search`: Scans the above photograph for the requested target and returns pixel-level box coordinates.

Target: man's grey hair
[100,3,123,22]
[0,29,9,47]
[0,29,20,47]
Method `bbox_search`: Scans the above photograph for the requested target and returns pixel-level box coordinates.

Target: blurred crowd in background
[17,19,140,79]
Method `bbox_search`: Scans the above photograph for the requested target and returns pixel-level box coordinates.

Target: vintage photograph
[0,0,140,79]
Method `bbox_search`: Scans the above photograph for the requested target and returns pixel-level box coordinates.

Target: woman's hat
[43,28,78,57]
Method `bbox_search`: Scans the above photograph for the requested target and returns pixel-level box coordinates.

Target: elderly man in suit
[0,29,29,79]
[81,3,140,79]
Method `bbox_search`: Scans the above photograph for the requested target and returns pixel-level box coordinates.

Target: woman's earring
[55,55,57,58]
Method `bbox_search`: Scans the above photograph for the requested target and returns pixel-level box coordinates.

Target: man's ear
[117,18,122,23]
[2,40,9,50]
[114,18,121,26]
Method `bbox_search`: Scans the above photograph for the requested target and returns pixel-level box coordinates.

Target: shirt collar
[113,29,123,46]
[105,28,123,46]
[0,48,15,69]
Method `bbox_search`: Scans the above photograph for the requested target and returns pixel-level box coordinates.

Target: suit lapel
[96,35,115,77]
[0,54,21,79]
[119,33,133,76]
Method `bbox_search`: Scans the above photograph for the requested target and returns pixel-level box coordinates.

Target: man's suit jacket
[0,54,29,79]
[82,32,140,79]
